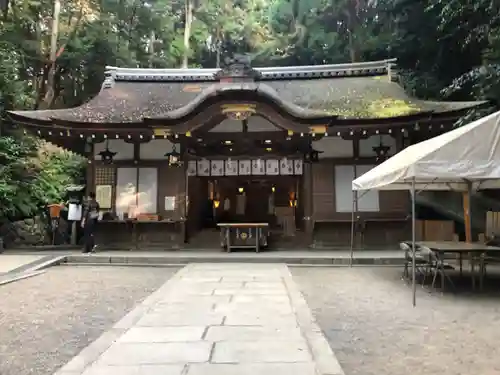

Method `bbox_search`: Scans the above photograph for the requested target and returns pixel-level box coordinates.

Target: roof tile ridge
[103,59,398,82]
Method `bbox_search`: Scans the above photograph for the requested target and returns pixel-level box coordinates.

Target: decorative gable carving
[214,54,262,82]
[210,116,280,133]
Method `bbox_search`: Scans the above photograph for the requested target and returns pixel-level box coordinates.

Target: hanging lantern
[372,135,390,161]
[98,139,116,164]
[303,149,321,163]
[165,144,182,166]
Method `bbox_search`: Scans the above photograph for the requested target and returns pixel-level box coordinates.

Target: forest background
[0,0,499,227]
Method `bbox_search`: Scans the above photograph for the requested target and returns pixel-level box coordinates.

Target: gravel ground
[0,265,179,375]
[292,267,500,375]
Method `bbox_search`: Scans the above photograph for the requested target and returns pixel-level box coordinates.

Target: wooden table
[412,241,500,290]
[217,223,269,252]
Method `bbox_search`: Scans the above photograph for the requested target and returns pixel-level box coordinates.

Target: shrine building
[7,57,484,250]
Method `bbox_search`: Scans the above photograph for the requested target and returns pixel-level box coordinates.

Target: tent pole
[411,178,417,307]
[463,182,472,243]
[349,191,356,267]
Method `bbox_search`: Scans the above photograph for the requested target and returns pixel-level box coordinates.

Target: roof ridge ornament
[101,68,116,90]
[214,54,262,82]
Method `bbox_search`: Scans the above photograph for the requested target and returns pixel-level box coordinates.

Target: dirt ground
[0,265,178,375]
[292,266,500,375]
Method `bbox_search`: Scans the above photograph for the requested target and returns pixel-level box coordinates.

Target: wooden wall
[310,159,411,248]
[157,165,186,220]
[93,162,187,249]
[187,177,208,234]
[310,160,409,221]
[312,162,336,221]
[379,190,409,213]
[93,159,409,223]
[93,162,186,220]
[89,138,411,249]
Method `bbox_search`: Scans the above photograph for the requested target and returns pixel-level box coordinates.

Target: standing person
[81,192,100,254]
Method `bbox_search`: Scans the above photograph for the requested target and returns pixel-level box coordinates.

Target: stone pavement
[55,263,344,375]
[0,254,44,273]
[62,249,404,266]
[0,254,66,285]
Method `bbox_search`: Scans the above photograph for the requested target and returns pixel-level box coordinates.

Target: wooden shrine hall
[7,56,485,251]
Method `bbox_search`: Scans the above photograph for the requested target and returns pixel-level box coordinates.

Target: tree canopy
[2,0,499,110]
[0,0,499,222]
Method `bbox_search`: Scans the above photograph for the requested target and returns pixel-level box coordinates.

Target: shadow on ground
[292,266,500,375]
[409,265,500,296]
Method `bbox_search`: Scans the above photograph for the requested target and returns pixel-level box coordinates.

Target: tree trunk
[149,30,156,68]
[182,0,194,68]
[41,0,61,109]
[215,24,221,68]
[216,45,221,68]
[347,30,358,63]
[344,2,360,63]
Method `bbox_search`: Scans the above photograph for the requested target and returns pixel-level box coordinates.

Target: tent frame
[347,110,500,306]
[348,177,474,307]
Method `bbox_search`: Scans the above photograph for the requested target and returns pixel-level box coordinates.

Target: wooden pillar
[133,142,140,160]
[463,187,472,243]
[395,132,404,152]
[303,162,314,244]
[353,138,360,159]
[178,143,187,245]
[182,156,189,243]
[85,142,95,196]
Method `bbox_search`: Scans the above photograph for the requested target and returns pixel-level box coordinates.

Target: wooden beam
[94,160,161,167]
[353,139,360,159]
[133,142,140,161]
[463,190,472,243]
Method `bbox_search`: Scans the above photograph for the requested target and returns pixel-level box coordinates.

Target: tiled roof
[8,59,485,125]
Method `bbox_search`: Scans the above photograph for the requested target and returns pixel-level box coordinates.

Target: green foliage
[34,149,86,206]
[391,0,500,105]
[0,132,85,223]
[1,0,500,226]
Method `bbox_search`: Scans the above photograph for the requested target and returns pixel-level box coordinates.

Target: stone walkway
[0,254,65,286]
[0,255,44,273]
[55,264,343,375]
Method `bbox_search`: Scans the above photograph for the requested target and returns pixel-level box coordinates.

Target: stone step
[63,251,404,266]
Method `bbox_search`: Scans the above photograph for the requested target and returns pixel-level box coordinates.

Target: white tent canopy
[352,111,500,192]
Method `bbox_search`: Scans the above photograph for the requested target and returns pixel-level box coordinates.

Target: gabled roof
[8,59,485,129]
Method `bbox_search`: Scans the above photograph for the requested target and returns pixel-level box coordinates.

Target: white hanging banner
[189,158,304,176]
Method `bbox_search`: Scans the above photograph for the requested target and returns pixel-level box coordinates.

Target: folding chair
[478,212,500,284]
[479,245,500,288]
[400,242,432,285]
[419,246,456,290]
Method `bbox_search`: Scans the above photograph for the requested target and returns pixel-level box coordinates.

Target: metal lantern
[373,136,390,161]
[98,140,116,164]
[304,149,321,163]
[165,144,182,166]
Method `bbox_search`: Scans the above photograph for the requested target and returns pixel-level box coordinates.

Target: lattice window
[95,167,116,211]
[95,166,115,185]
